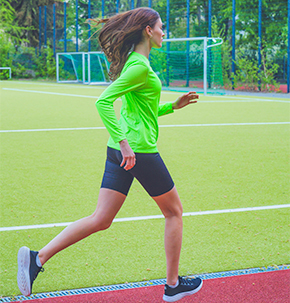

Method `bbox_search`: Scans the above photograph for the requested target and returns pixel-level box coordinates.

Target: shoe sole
[17,246,31,296]
[163,280,203,302]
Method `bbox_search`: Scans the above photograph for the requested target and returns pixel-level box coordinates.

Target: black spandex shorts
[101,147,175,197]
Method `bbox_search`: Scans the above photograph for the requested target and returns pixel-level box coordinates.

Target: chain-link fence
[3,0,289,93]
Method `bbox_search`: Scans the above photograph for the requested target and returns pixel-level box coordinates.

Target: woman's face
[150,18,165,48]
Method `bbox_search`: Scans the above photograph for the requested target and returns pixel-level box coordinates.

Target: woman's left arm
[172,91,199,110]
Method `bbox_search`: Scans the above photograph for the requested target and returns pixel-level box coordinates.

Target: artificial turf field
[0,80,289,298]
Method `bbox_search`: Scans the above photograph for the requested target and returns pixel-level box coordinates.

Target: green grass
[0,80,289,296]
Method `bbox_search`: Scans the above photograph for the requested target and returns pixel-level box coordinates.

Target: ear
[145,25,152,38]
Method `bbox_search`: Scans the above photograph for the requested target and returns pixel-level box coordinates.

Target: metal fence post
[116,0,119,13]
[231,0,236,90]
[208,0,212,37]
[53,3,56,57]
[44,6,47,47]
[208,0,212,89]
[287,0,290,93]
[204,37,208,95]
[88,0,91,52]
[166,0,170,86]
[39,6,41,55]
[258,0,262,91]
[76,0,78,52]
[64,2,67,52]
[186,0,190,87]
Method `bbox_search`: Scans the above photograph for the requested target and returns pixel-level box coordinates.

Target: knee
[154,186,183,218]
[89,214,113,233]
[163,203,183,219]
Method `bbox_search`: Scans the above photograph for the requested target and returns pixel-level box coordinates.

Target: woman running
[17,7,202,302]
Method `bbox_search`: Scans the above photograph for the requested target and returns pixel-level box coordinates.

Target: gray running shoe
[163,276,203,302]
[17,246,44,296]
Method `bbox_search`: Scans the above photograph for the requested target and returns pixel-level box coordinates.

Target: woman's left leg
[153,186,203,303]
[152,186,183,286]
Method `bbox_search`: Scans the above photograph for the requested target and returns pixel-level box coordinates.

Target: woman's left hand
[172,91,199,110]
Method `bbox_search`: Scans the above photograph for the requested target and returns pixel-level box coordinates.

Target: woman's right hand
[119,139,136,170]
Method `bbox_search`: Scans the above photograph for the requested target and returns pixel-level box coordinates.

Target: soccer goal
[56,51,110,85]
[56,52,86,83]
[56,37,223,94]
[150,37,224,94]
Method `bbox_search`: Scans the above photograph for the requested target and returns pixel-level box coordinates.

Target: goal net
[150,37,224,94]
[56,52,86,83]
[56,52,109,84]
[56,37,224,94]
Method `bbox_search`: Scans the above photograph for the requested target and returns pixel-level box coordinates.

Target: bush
[5,46,56,79]
[232,51,280,92]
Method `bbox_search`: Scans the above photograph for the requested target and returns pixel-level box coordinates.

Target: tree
[0,0,23,69]
[9,0,61,47]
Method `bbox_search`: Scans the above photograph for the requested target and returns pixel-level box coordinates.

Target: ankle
[167,278,179,288]
[38,252,45,266]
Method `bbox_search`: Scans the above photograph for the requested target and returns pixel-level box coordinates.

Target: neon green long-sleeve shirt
[95,51,174,153]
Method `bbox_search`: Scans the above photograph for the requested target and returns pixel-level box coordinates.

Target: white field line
[159,122,290,127]
[1,122,289,133]
[2,88,99,99]
[213,95,290,103]
[0,127,106,133]
[1,204,289,232]
[0,81,106,89]
[2,87,290,103]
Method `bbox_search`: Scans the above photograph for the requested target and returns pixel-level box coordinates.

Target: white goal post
[0,67,12,79]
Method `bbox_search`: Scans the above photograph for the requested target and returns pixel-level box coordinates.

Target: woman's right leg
[18,188,126,296]
[38,188,126,265]
[18,147,133,296]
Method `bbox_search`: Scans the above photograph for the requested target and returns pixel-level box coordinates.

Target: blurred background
[0,0,288,93]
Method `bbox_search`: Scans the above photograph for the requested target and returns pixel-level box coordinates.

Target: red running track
[15,269,289,303]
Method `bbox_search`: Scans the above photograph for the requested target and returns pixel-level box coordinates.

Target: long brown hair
[90,8,160,81]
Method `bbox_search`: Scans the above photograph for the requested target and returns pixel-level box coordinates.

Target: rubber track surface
[8,269,290,303]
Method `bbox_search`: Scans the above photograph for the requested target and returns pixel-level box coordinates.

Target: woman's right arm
[95,62,148,169]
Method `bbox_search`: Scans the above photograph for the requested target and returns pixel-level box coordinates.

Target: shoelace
[179,276,196,286]
[33,267,45,281]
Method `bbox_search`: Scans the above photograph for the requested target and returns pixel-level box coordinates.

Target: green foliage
[10,46,56,79]
[150,49,170,85]
[232,51,280,92]
[0,0,27,79]
[1,0,287,86]
[211,16,232,88]
[260,51,280,92]
[9,0,62,47]
[0,36,14,78]
[232,56,260,91]
[0,0,24,48]
[1,45,56,80]
[207,0,286,90]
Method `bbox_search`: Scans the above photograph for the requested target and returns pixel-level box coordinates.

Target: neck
[134,40,151,59]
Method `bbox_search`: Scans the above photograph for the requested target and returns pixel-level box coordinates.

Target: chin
[151,41,163,49]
